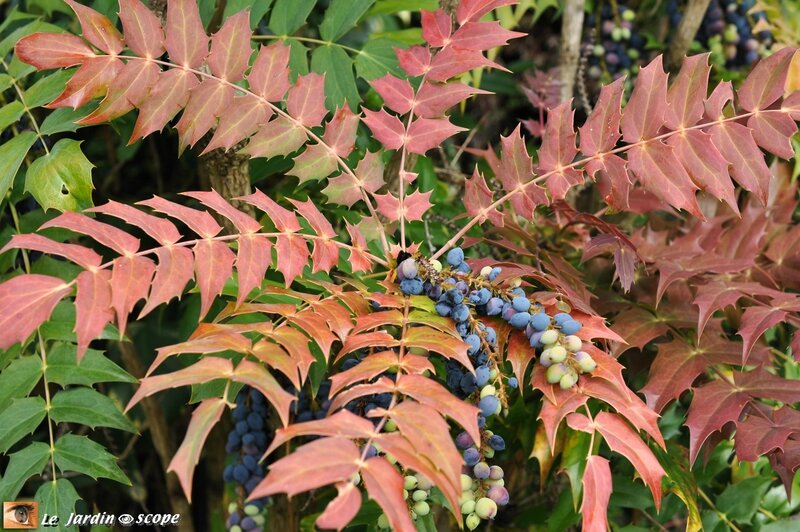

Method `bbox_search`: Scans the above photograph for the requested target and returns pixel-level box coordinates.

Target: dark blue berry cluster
[223,387,269,532]
[584,4,646,80]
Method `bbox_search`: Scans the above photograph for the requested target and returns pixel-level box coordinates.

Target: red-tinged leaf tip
[627,142,703,219]
[361,108,405,151]
[427,47,508,82]
[581,456,612,532]
[323,150,385,207]
[421,9,452,48]
[396,45,430,77]
[704,80,733,119]
[242,116,307,159]
[64,0,124,55]
[456,0,518,24]
[250,437,361,499]
[406,117,466,154]
[232,359,295,426]
[371,74,415,115]
[665,54,710,129]
[0,274,72,350]
[539,101,581,199]
[464,169,503,226]
[287,73,328,127]
[15,33,97,70]
[414,81,490,118]
[129,68,199,144]
[139,195,222,238]
[450,21,526,51]
[88,199,182,245]
[138,245,195,318]
[316,482,361,531]
[110,255,156,336]
[747,110,798,160]
[580,77,624,156]
[2,233,102,270]
[709,121,771,205]
[167,398,226,502]
[323,105,360,158]
[374,189,433,222]
[193,239,236,320]
[202,95,271,154]
[118,0,165,58]
[496,125,548,218]
[165,0,208,68]
[248,43,291,101]
[239,189,301,232]
[362,457,416,532]
[621,55,668,142]
[175,79,234,152]
[78,59,161,125]
[47,56,123,110]
[208,10,252,81]
[40,211,140,255]
[738,47,795,112]
[397,374,480,445]
[127,357,234,412]
[346,222,373,273]
[737,306,788,365]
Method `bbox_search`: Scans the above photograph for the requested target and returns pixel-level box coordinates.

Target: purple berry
[464,447,481,466]
[488,485,510,506]
[473,462,490,479]
[456,431,473,449]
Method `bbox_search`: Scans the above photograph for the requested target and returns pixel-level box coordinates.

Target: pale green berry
[611,26,623,41]
[416,475,433,490]
[413,501,431,517]
[230,526,242,532]
[489,368,498,380]
[403,489,409,500]
[622,8,635,21]
[546,363,567,384]
[485,448,496,458]
[385,453,397,464]
[384,419,397,432]
[575,351,597,373]
[351,472,361,485]
[480,265,493,278]
[563,335,582,352]
[509,277,522,288]
[466,513,481,530]
[475,497,498,519]
[494,400,502,415]
[228,502,238,514]
[480,385,496,399]
[540,329,559,345]
[461,474,473,491]
[431,259,443,272]
[243,504,259,516]
[461,499,476,514]
[560,371,578,389]
[459,490,475,506]
[412,489,428,502]
[377,513,390,529]
[253,515,265,526]
[404,475,418,490]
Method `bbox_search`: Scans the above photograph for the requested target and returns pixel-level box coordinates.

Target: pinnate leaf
[316,482,362,531]
[53,433,130,484]
[47,56,122,110]
[362,108,404,150]
[456,0,516,24]
[374,189,433,222]
[372,74,414,114]
[208,10,252,81]
[130,68,199,143]
[248,43,291,101]
[287,72,327,127]
[421,9,451,48]
[621,55,668,142]
[450,21,525,51]
[361,456,415,532]
[738,47,795,112]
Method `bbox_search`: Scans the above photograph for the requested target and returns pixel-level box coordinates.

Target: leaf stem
[251,34,362,56]
[698,487,743,532]
[0,57,50,155]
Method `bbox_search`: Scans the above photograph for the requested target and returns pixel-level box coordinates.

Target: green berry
[622,8,635,21]
[228,502,238,514]
[230,526,242,532]
[466,513,481,530]
[404,475,418,490]
[384,419,397,432]
[413,501,431,517]
[480,385,496,398]
[243,504,259,516]
[461,499,476,514]
[563,335,582,352]
[431,259,443,272]
[377,513,390,529]
[620,27,631,40]
[546,363,567,384]
[461,474,473,491]
[540,329,559,345]
[475,497,498,519]
[253,515,265,526]
[416,475,433,490]
[549,345,568,363]
[403,489,409,499]
[412,489,428,502]
[480,265,493,278]
[593,44,605,56]
[611,26,623,41]
[560,371,578,389]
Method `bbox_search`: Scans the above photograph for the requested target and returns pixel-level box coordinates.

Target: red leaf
[2,234,101,270]
[396,46,430,77]
[464,169,502,226]
[165,0,208,68]
[496,125,547,218]
[175,79,234,151]
[287,73,327,127]
[450,21,525,51]
[361,108,404,150]
[182,190,261,233]
[231,359,294,427]
[628,142,702,218]
[323,105,360,158]
[406,117,466,154]
[79,59,161,124]
[47,56,122,109]
[587,154,630,210]
[537,382,588,449]
[414,81,488,118]
[427,47,506,82]
[0,275,72,350]
[202,95,270,153]
[234,234,272,304]
[41,211,140,255]
[580,77,623,155]
[167,398,226,502]
[371,74,414,115]
[139,245,194,317]
[240,190,300,232]
[110,255,155,335]
[329,351,399,396]
[263,410,376,458]
[64,0,124,55]
[290,199,339,272]
[119,0,165,58]
[456,0,517,24]
[207,10,252,81]
[704,80,733,119]
[272,325,316,382]
[316,482,361,531]
[15,33,96,70]
[248,43,291,101]
[581,456,612,532]
[243,116,308,158]
[709,121,771,205]
[693,282,747,336]
[621,55,668,142]
[88,199,181,245]
[737,306,787,365]
[665,54,710,129]
[361,457,415,532]
[735,407,800,462]
[139,195,222,238]
[539,102,581,199]
[250,437,361,499]
[738,47,794,112]
[127,356,234,411]
[346,222,373,272]
[251,339,299,388]
[289,143,339,184]
[374,189,433,222]
[668,129,738,213]
[421,9,452,47]
[130,69,199,143]
[274,234,309,286]
[323,150,385,207]
[747,110,797,160]
[193,239,235,320]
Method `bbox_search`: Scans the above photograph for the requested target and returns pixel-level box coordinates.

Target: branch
[666,0,712,70]
[558,0,586,101]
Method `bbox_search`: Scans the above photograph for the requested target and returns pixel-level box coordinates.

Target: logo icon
[3,501,39,529]
[118,513,134,526]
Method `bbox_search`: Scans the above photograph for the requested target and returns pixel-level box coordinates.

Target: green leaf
[0,132,36,200]
[26,0,73,17]
[0,396,46,454]
[50,388,137,433]
[652,442,702,531]
[366,0,436,15]
[717,477,772,523]
[0,20,63,57]
[355,38,403,80]
[560,429,591,509]
[0,101,25,133]
[0,442,51,502]
[53,434,131,484]
[311,45,360,111]
[23,70,73,108]
[222,0,274,28]
[0,73,12,93]
[319,0,375,41]
[0,355,42,411]
[47,343,135,386]
[40,104,96,135]
[25,138,94,212]
[269,0,316,35]
[287,39,310,79]
[35,478,81,532]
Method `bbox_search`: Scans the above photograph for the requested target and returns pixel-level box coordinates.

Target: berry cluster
[287,380,331,422]
[457,432,509,529]
[223,387,270,532]
[584,4,646,81]
[669,0,772,67]
[376,473,434,528]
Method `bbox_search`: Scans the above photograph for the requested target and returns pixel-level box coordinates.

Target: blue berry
[509,311,531,329]
[445,288,464,305]
[223,464,234,482]
[465,334,481,355]
[460,373,478,394]
[456,431,473,449]
[446,248,465,267]
[560,320,582,335]
[473,462,491,479]
[464,448,481,466]
[452,304,470,323]
[554,312,572,325]
[435,302,452,317]
[477,414,486,429]
[485,327,497,345]
[400,278,424,295]
[233,464,250,483]
[511,296,530,312]
[488,434,506,451]
[247,412,264,430]
[456,262,471,273]
[479,395,499,417]
[486,297,504,315]
[488,267,501,281]
[530,312,550,331]
[508,377,518,389]
[235,420,249,435]
[475,366,491,387]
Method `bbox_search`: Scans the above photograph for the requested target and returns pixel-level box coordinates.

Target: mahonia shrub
[1,0,800,529]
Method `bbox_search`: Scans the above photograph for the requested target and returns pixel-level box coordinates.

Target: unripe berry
[475,497,498,519]
[412,489,428,502]
[560,371,578,389]
[416,475,433,491]
[540,329,559,345]
[489,465,504,480]
[398,258,418,280]
[461,499,476,514]
[430,259,442,272]
[384,419,397,432]
[546,345,568,363]
[459,490,475,505]
[403,489,409,500]
[563,335,582,352]
[461,474,473,491]
[466,512,481,530]
[413,501,431,517]
[377,513,390,529]
[480,265,493,278]
[404,475,418,490]
[546,363,568,384]
[480,385,496,399]
[473,462,491,479]
[488,485,510,506]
